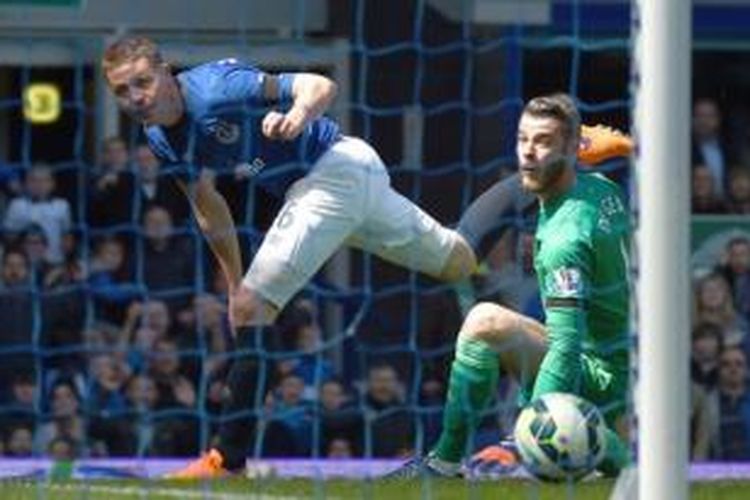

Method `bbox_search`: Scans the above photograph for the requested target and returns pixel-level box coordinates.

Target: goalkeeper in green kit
[389,93,632,478]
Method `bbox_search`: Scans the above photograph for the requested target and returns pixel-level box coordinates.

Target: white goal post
[631,1,691,500]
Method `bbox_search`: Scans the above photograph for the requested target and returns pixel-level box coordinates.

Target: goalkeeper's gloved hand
[577,124,634,166]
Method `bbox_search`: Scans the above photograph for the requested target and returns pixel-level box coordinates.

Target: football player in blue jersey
[102,36,477,477]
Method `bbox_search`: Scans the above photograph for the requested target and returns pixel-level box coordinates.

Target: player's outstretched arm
[262,73,338,141]
[577,124,634,165]
[177,172,244,293]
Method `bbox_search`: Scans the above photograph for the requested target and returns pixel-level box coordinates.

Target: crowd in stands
[1,97,750,463]
[687,97,750,460]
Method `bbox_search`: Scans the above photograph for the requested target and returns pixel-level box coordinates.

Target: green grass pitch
[0,478,748,499]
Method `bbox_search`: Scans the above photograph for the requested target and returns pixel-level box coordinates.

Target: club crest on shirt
[549,267,585,297]
[207,119,241,145]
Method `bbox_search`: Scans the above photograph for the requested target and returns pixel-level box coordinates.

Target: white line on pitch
[11,481,323,500]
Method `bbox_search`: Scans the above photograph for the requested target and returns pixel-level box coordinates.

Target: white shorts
[243,136,458,309]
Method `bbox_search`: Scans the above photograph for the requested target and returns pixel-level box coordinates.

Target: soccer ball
[514,392,607,481]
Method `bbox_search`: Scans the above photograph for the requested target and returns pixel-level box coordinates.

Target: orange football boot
[166,448,231,479]
[470,444,520,468]
[578,124,634,166]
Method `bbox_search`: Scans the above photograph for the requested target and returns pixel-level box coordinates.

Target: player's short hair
[523,93,581,143]
[102,36,164,74]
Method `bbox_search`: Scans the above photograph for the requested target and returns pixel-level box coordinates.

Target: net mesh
[0,0,637,494]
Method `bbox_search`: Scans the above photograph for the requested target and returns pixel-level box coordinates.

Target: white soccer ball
[514,392,607,481]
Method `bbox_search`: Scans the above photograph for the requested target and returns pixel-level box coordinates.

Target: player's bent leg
[349,163,475,281]
[384,306,545,478]
[428,304,541,463]
[460,302,547,383]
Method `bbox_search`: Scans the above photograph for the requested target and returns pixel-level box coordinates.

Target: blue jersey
[144,59,341,196]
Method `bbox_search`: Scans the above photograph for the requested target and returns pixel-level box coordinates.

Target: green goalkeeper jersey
[531,172,630,401]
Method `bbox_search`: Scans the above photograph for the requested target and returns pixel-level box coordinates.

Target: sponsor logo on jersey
[213,120,241,144]
[549,267,585,298]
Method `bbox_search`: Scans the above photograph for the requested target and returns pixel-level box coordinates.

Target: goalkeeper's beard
[520,155,569,195]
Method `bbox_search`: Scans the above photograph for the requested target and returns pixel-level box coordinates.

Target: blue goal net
[15,1,741,496]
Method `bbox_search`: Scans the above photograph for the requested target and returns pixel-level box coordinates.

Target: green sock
[598,426,631,477]
[432,337,498,463]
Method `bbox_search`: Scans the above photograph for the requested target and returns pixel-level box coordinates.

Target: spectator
[36,380,85,456]
[318,379,362,457]
[44,229,86,289]
[144,338,201,456]
[133,144,189,226]
[263,374,313,457]
[691,322,725,390]
[692,164,728,214]
[47,436,77,460]
[0,249,35,401]
[121,299,175,373]
[176,294,230,379]
[727,168,750,214]
[363,364,415,458]
[20,224,55,285]
[692,98,737,195]
[708,347,750,460]
[88,236,139,322]
[276,307,334,402]
[88,354,130,412]
[419,375,446,450]
[4,164,72,263]
[4,425,34,457]
[0,372,37,430]
[148,338,196,410]
[0,247,31,289]
[326,438,354,459]
[694,272,748,347]
[691,382,719,461]
[141,205,195,310]
[88,136,135,228]
[82,320,122,352]
[19,227,86,346]
[716,236,750,319]
[0,161,22,212]
[124,374,159,456]
[86,353,132,456]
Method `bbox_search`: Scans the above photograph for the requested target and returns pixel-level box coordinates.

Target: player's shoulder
[573,174,626,215]
[179,59,261,90]
[178,59,265,109]
[579,172,623,199]
[553,174,622,240]
[576,173,629,237]
[184,58,258,76]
